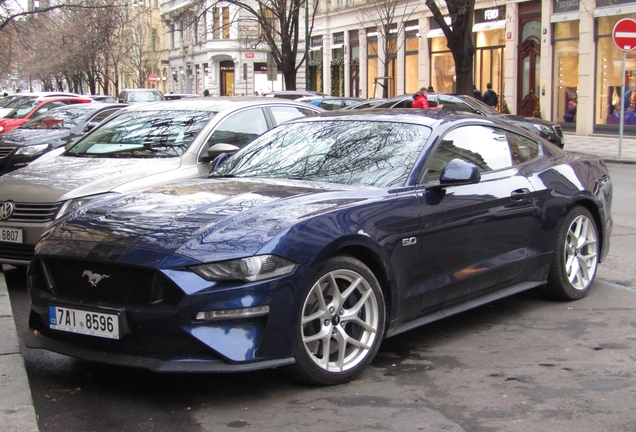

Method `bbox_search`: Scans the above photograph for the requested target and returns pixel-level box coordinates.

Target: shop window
[553,21,579,125]
[367,28,378,97]
[596,15,636,128]
[404,20,419,95]
[430,36,455,93]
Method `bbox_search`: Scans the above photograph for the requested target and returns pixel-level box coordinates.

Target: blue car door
[416,124,540,312]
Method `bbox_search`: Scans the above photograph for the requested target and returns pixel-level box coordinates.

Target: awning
[593,2,636,17]
[426,28,446,38]
[331,43,344,49]
[472,20,506,32]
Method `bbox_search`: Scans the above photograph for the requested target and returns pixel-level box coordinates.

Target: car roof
[121,96,325,112]
[47,102,126,112]
[284,107,479,127]
[119,88,163,92]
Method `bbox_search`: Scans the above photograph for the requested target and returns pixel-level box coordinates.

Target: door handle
[510,188,530,201]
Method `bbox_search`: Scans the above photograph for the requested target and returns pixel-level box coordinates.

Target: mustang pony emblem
[82,270,110,287]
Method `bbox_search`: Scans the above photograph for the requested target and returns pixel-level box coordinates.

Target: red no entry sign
[148,74,159,83]
[613,18,636,51]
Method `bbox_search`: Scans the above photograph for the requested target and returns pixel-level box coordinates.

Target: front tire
[287,256,385,385]
[543,206,599,300]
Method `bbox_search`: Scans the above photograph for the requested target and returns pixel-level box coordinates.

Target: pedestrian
[427,85,434,93]
[412,87,431,108]
[483,83,498,108]
[473,85,482,101]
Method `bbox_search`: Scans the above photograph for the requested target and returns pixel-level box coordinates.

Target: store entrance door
[517,17,541,117]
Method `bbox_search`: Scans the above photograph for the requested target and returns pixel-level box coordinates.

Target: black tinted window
[427,125,513,182]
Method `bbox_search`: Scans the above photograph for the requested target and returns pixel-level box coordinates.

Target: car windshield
[66,109,215,158]
[7,99,39,118]
[5,96,37,109]
[127,91,163,102]
[22,108,88,129]
[215,120,430,187]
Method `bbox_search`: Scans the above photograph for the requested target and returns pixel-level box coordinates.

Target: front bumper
[27,258,310,372]
[24,328,295,373]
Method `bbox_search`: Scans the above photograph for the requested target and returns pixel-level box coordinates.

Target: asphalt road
[6,162,636,432]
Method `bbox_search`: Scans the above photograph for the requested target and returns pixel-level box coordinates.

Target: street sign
[266,53,277,81]
[612,18,636,51]
[148,73,159,83]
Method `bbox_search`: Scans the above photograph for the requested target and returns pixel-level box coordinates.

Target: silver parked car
[0,97,323,265]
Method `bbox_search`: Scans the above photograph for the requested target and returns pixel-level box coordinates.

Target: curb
[0,271,39,432]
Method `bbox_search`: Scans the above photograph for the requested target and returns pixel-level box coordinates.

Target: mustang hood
[39,177,376,264]
[0,155,182,202]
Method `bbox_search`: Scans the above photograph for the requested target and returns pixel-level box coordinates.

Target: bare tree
[359,0,419,98]
[175,0,320,90]
[424,0,476,95]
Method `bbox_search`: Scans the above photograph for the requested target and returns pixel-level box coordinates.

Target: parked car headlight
[532,124,552,134]
[55,193,120,220]
[15,144,50,156]
[190,255,297,282]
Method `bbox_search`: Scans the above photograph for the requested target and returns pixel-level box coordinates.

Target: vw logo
[0,201,14,220]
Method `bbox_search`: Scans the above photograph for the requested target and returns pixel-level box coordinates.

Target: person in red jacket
[412,87,430,108]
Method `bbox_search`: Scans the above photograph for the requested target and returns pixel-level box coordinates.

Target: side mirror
[439,159,481,185]
[208,143,239,159]
[209,153,229,174]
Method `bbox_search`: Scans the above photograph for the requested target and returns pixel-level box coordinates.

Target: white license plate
[49,305,120,340]
[0,227,22,244]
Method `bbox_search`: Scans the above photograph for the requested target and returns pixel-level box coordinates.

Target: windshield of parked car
[459,95,500,115]
[214,120,430,187]
[22,107,89,129]
[127,91,164,103]
[6,99,40,118]
[66,110,215,158]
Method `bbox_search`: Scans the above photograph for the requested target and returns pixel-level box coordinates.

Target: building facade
[310,0,636,136]
[160,0,307,97]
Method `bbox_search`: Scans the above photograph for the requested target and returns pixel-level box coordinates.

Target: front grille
[0,146,15,158]
[40,258,184,307]
[553,124,564,138]
[3,202,63,222]
[0,243,35,262]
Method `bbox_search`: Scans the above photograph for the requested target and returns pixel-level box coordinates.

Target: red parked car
[0,97,92,134]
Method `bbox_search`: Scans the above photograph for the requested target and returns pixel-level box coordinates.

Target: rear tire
[543,206,599,300]
[286,256,385,385]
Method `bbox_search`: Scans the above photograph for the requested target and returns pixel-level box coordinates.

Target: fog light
[196,305,270,321]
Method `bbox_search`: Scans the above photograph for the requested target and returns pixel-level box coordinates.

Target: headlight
[15,144,50,156]
[532,124,552,134]
[55,192,120,220]
[190,255,297,282]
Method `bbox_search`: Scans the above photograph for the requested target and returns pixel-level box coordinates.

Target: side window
[318,100,342,110]
[84,109,120,132]
[506,131,540,164]
[269,106,316,125]
[207,108,268,148]
[426,125,513,182]
[90,109,119,124]
[393,100,412,108]
[438,96,477,113]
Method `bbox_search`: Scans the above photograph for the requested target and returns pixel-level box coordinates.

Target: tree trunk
[452,49,474,96]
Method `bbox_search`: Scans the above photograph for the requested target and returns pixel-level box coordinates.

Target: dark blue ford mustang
[25,110,612,385]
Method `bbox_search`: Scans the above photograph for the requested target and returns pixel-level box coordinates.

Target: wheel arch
[568,197,608,261]
[326,243,394,332]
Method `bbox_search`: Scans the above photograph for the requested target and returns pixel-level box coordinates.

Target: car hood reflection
[0,155,182,201]
[43,177,374,263]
